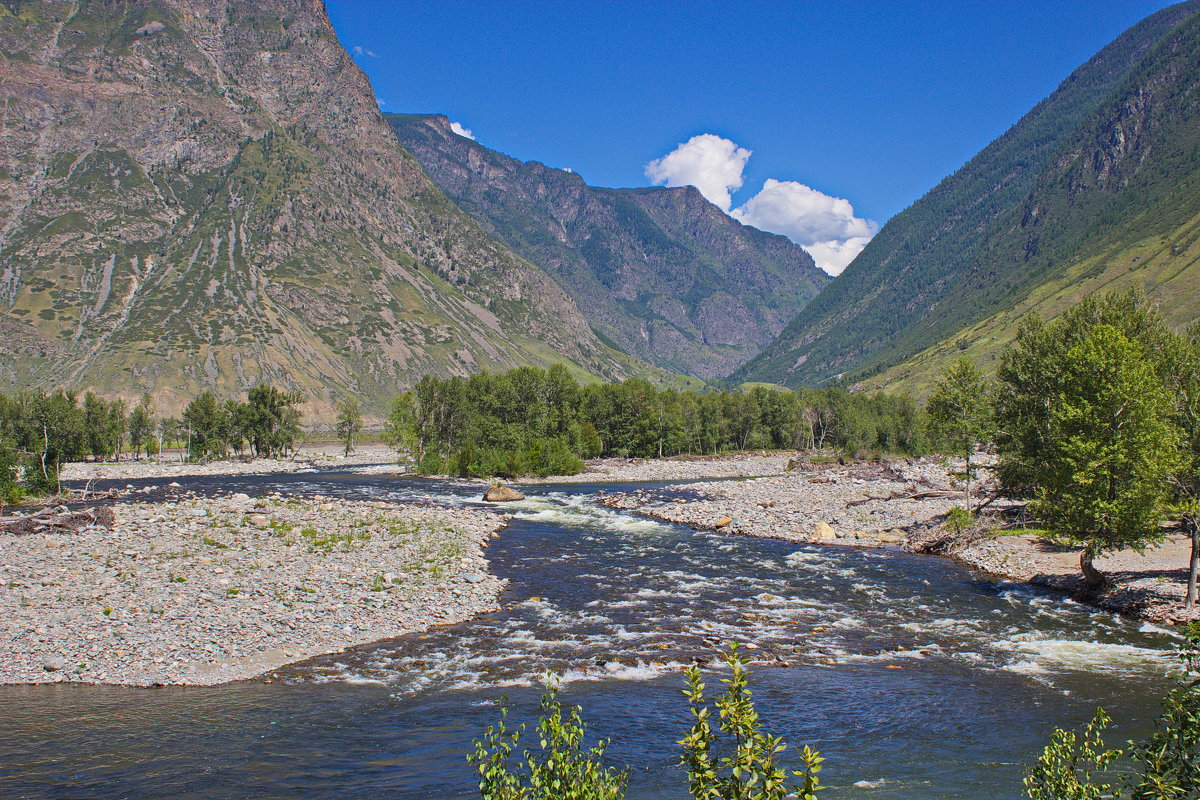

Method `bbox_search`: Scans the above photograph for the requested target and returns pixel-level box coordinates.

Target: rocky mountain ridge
[389,113,830,379]
[0,0,650,416]
[737,0,1200,390]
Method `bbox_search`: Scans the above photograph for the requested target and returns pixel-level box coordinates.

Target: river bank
[0,492,506,686]
[595,456,1199,625]
[60,443,398,482]
[595,456,973,546]
[518,452,798,484]
[907,524,1200,624]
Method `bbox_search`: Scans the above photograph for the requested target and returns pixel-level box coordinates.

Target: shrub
[469,681,628,800]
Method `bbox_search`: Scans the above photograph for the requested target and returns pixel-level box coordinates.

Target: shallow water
[0,469,1180,799]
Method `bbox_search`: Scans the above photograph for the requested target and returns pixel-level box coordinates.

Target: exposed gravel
[61,443,398,482]
[597,458,975,546]
[519,452,798,484]
[598,455,1199,624]
[0,493,507,686]
[907,523,1200,624]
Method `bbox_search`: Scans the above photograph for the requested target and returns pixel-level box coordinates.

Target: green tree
[127,395,154,460]
[1170,322,1200,607]
[84,392,115,461]
[996,290,1180,497]
[383,392,419,460]
[1032,325,1180,589]
[244,384,303,458]
[681,643,824,800]
[107,398,127,462]
[335,397,363,456]
[0,437,23,505]
[19,390,85,493]
[183,391,225,461]
[927,357,993,512]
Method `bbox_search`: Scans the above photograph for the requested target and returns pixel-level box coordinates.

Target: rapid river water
[0,469,1183,799]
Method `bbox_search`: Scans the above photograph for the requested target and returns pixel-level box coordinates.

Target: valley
[3,0,1200,798]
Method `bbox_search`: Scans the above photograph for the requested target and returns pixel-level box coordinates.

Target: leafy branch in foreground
[1024,623,1200,800]
[469,680,628,800]
[680,643,823,800]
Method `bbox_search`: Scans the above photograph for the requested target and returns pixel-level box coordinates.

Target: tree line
[0,384,303,498]
[925,289,1200,606]
[383,366,930,479]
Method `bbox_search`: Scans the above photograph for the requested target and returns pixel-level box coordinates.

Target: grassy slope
[735,0,1200,389]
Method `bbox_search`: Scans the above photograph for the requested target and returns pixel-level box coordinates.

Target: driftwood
[0,506,115,535]
[846,489,959,508]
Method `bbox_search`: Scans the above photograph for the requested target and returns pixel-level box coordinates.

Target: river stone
[813,522,836,540]
[462,573,485,584]
[483,485,525,502]
[714,516,733,528]
[43,657,66,672]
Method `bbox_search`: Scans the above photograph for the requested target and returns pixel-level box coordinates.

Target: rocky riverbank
[906,522,1200,624]
[597,457,975,546]
[519,452,797,484]
[61,443,397,482]
[0,493,507,686]
[596,455,1199,625]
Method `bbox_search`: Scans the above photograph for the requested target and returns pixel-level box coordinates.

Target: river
[0,469,1181,798]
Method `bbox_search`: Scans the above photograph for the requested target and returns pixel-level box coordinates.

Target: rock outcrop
[389,114,830,379]
[0,1,648,416]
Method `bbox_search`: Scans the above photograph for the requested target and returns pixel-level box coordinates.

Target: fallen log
[846,490,960,508]
[0,506,115,535]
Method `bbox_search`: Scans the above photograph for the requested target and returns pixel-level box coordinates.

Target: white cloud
[644,134,750,211]
[645,135,875,275]
[375,96,387,107]
[448,121,475,140]
[732,179,877,275]
[353,45,378,58]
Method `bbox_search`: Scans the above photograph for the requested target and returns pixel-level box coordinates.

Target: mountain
[388,114,830,379]
[0,0,652,417]
[737,0,1200,391]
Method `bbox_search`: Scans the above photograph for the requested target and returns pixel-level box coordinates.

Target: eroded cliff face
[0,0,640,415]
[389,114,830,379]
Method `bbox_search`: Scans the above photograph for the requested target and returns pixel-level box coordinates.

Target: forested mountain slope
[389,114,830,379]
[864,7,1200,396]
[737,0,1200,389]
[0,0,649,416]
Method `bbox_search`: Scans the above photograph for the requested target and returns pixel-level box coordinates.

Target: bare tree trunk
[964,451,972,514]
[1187,515,1200,608]
[1081,547,1106,591]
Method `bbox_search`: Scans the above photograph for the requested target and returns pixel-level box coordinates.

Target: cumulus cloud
[644,134,751,211]
[644,135,876,274]
[732,179,877,275]
[448,120,475,140]
[353,45,378,58]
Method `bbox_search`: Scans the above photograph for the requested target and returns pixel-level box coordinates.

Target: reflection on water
[0,469,1180,799]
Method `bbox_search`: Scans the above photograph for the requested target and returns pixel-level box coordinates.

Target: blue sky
[327,0,1179,271]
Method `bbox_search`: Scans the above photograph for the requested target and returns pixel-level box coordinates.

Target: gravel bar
[0,493,507,686]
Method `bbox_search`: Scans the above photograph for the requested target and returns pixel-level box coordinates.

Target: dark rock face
[389,114,830,379]
[0,0,642,415]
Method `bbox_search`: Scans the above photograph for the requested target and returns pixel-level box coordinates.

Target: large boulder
[483,485,525,502]
[812,522,837,540]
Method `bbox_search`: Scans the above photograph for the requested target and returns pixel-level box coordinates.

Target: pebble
[0,493,508,687]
